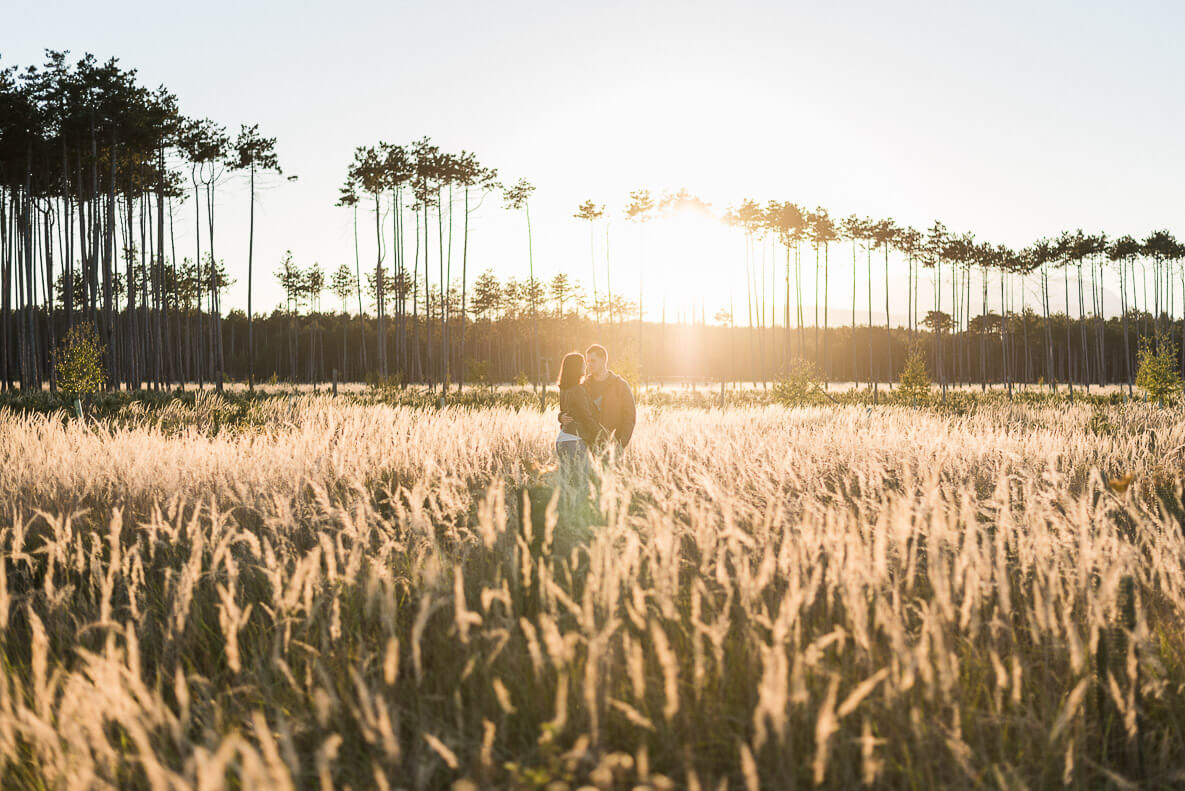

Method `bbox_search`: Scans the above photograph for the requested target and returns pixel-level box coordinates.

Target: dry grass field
[1,395,1184,789]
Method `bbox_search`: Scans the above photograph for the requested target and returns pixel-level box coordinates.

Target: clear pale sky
[6,0,1184,323]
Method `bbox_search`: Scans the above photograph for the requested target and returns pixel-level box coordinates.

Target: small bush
[366,371,402,394]
[1135,332,1182,405]
[896,346,931,405]
[771,358,823,406]
[465,359,490,387]
[54,323,106,400]
[1087,406,1115,436]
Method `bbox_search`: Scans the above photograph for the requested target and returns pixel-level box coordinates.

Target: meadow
[1,392,1184,789]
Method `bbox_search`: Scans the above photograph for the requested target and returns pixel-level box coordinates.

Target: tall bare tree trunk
[459,186,469,391]
[1001,272,1011,398]
[104,138,117,389]
[1063,264,1073,401]
[247,162,256,391]
[353,203,366,377]
[867,240,874,394]
[1,190,10,391]
[886,243,894,389]
[823,241,830,388]
[527,203,539,388]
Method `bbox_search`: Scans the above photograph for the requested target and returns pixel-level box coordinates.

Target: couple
[555,344,636,469]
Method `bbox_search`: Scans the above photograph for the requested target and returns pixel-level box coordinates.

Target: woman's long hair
[557,352,585,389]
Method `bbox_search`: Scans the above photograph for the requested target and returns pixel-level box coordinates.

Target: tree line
[332,170,1185,398]
[57,265,1172,394]
[4,51,1184,397]
[0,50,280,393]
[709,201,1182,399]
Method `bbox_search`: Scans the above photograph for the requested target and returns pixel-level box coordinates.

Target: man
[559,343,636,450]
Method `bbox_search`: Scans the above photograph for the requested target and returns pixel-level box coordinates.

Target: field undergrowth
[1,395,1184,788]
[0,380,1142,423]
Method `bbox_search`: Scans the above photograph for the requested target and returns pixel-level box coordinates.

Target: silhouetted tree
[227,123,282,391]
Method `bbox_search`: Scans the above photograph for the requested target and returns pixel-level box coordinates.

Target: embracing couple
[555,344,636,469]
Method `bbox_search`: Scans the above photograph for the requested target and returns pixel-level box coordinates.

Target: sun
[632,192,735,323]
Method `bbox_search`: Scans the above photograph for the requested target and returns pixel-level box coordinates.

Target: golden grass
[1,396,1184,788]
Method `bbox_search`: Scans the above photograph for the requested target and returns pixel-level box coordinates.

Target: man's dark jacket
[582,371,636,448]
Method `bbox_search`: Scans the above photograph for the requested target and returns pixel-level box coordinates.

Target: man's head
[585,344,608,379]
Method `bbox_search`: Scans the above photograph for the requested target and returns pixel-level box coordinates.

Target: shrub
[1087,406,1115,436]
[366,371,402,394]
[897,345,931,405]
[465,359,490,387]
[1135,332,1182,405]
[771,358,823,406]
[54,323,106,400]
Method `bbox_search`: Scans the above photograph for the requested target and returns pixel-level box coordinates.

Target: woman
[555,351,604,473]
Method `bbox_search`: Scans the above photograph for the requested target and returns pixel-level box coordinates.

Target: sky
[6,0,1185,323]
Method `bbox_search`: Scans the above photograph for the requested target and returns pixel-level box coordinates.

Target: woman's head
[557,351,585,389]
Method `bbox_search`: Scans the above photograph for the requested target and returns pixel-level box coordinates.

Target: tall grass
[1,396,1183,788]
